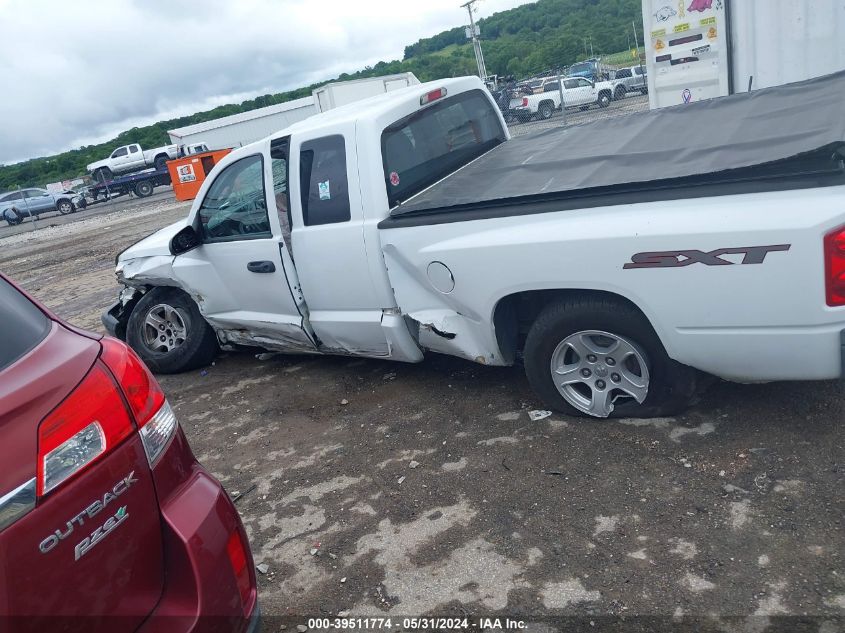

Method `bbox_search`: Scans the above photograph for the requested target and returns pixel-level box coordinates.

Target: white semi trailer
[642,0,845,108]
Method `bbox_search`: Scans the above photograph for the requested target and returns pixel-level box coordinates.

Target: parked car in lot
[87,141,213,184]
[103,74,845,420]
[87,143,179,183]
[0,187,85,226]
[612,65,648,98]
[510,76,616,120]
[0,273,259,632]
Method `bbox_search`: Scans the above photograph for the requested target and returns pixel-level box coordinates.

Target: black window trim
[270,136,293,231]
[196,152,272,244]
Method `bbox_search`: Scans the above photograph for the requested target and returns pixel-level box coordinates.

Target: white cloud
[0,0,532,164]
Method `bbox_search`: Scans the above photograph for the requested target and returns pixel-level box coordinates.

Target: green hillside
[0,0,641,190]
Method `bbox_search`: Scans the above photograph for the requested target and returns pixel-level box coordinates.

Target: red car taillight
[35,337,177,498]
[36,363,134,496]
[100,337,176,465]
[226,529,253,614]
[824,226,845,307]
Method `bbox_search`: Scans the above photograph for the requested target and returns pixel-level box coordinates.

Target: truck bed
[385,70,845,226]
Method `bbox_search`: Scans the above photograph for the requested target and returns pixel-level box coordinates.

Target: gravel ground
[1,174,843,632]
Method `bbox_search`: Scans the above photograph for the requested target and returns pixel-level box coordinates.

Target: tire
[126,287,218,374]
[614,85,627,100]
[4,208,22,226]
[76,197,87,210]
[56,198,74,215]
[94,167,113,183]
[598,92,611,108]
[153,155,169,171]
[134,180,154,197]
[537,101,554,120]
[523,297,698,419]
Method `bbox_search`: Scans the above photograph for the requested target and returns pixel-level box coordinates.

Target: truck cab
[109,78,505,369]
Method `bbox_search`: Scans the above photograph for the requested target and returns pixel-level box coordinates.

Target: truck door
[171,147,318,353]
[573,78,596,105]
[125,144,145,170]
[288,128,414,359]
[109,146,132,172]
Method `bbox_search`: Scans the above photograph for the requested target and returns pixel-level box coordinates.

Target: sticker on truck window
[389,171,400,187]
[318,180,331,200]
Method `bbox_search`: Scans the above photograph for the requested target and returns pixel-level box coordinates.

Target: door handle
[247,260,276,273]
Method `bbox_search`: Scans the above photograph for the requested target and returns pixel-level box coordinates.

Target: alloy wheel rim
[142,303,187,353]
[550,329,650,418]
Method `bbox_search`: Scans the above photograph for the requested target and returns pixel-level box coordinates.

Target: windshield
[569,62,594,75]
[381,89,506,208]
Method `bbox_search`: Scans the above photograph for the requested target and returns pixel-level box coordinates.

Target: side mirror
[170,225,201,255]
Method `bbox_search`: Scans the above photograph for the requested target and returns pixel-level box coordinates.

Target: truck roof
[268,76,485,141]
[392,70,845,217]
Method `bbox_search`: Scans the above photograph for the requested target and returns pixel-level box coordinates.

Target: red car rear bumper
[138,429,259,633]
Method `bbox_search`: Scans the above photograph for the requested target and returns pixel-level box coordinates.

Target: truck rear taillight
[824,226,845,306]
[226,529,253,615]
[37,363,134,496]
[100,337,176,466]
[420,88,447,106]
[522,97,529,107]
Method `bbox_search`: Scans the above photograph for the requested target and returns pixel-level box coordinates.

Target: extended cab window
[616,68,632,78]
[381,89,506,207]
[299,135,350,226]
[197,154,271,242]
[129,145,139,154]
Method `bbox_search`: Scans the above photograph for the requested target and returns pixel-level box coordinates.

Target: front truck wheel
[126,287,218,374]
[523,297,697,419]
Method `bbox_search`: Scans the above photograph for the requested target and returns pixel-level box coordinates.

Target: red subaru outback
[0,273,259,633]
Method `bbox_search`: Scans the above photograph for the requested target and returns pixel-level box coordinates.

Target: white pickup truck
[87,143,181,182]
[510,76,617,120]
[103,74,845,419]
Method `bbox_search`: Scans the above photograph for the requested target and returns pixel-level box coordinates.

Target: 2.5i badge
[74,505,129,560]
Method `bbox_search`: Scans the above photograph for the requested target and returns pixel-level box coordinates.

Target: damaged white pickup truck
[104,73,845,418]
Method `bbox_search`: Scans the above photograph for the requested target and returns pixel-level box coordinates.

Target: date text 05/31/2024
[305,618,527,630]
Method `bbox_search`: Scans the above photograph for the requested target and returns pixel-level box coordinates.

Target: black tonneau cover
[393,70,845,218]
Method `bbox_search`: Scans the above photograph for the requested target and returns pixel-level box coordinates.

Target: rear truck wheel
[598,91,611,108]
[523,297,697,419]
[56,198,74,215]
[134,180,154,197]
[126,287,218,374]
[94,167,113,183]
[153,155,169,171]
[614,85,627,100]
[538,101,554,120]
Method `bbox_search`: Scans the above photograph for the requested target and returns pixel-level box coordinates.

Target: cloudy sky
[0,0,534,164]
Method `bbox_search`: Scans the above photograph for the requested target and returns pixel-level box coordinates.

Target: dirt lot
[1,197,843,632]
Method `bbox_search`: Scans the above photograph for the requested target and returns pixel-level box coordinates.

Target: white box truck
[313,73,420,113]
[642,0,845,108]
